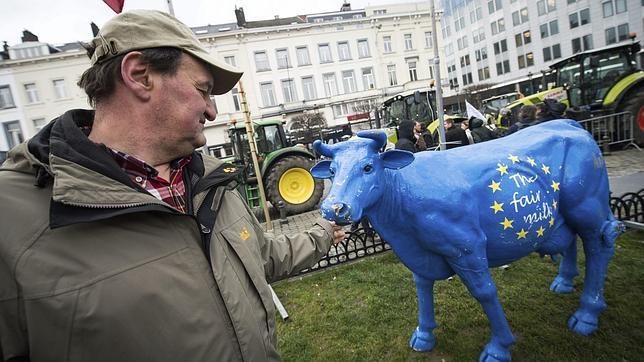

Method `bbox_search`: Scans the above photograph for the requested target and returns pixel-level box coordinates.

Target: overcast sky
[1,0,414,45]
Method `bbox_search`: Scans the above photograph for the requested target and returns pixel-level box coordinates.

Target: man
[395,120,425,153]
[0,10,344,361]
[444,117,469,149]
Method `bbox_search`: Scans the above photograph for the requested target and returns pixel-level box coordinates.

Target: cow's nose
[332,203,352,222]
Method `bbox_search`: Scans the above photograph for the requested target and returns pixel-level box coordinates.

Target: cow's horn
[357,130,387,150]
[312,140,333,157]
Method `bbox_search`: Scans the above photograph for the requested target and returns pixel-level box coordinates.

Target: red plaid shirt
[110,149,191,213]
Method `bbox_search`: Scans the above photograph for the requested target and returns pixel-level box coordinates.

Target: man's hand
[330,222,346,245]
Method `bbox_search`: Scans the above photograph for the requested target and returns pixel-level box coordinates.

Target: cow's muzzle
[331,202,352,223]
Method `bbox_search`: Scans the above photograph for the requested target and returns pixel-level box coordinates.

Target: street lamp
[527,71,534,95]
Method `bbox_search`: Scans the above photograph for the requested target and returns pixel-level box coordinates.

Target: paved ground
[264,148,644,233]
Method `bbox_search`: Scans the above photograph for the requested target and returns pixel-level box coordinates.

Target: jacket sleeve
[258,217,333,283]
[0,258,28,361]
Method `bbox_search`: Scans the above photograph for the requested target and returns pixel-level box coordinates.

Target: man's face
[153,54,216,158]
[414,122,421,133]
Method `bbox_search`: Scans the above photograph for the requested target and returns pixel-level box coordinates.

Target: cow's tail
[600,215,625,248]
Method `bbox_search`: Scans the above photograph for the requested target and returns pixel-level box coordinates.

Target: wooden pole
[238,81,273,231]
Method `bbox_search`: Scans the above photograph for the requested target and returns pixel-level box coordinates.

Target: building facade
[439,0,642,107]
[1,1,449,154]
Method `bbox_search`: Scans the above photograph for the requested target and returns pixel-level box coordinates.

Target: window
[404,34,413,50]
[318,44,333,63]
[488,0,502,14]
[224,56,236,66]
[517,52,534,69]
[454,14,466,32]
[491,18,505,35]
[457,35,468,50]
[427,60,434,79]
[471,6,483,22]
[323,73,339,97]
[383,36,393,53]
[460,54,471,67]
[3,121,23,149]
[231,87,241,111]
[475,47,488,61]
[552,44,561,59]
[478,66,491,80]
[617,23,629,41]
[24,83,39,104]
[387,64,398,86]
[605,28,617,45]
[33,118,47,131]
[260,82,276,107]
[338,42,351,61]
[276,49,290,69]
[296,46,311,66]
[515,31,532,47]
[0,85,15,109]
[374,9,386,15]
[512,8,529,26]
[462,72,473,85]
[341,70,357,93]
[603,1,614,17]
[569,8,590,29]
[361,68,376,90]
[473,27,486,43]
[537,0,556,15]
[254,51,270,71]
[615,0,627,13]
[605,24,629,45]
[281,79,298,103]
[572,34,593,53]
[357,39,371,58]
[333,103,351,118]
[493,39,508,55]
[496,60,511,75]
[301,76,317,100]
[408,60,418,82]
[424,32,433,48]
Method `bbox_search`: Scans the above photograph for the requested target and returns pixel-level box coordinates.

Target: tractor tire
[266,156,324,216]
[617,87,644,145]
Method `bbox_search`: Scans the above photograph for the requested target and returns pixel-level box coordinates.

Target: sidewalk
[263,148,644,232]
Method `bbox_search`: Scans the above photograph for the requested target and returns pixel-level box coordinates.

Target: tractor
[225,119,324,217]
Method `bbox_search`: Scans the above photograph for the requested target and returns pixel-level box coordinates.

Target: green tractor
[495,40,643,135]
[225,119,324,216]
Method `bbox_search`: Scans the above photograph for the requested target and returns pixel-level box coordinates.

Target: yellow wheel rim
[278,168,315,204]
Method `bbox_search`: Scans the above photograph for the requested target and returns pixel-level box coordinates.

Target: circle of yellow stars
[489,154,559,240]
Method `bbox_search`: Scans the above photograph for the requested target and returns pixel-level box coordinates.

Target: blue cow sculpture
[311,120,624,362]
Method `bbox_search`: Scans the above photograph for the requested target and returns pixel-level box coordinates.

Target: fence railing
[292,188,644,277]
[578,112,640,150]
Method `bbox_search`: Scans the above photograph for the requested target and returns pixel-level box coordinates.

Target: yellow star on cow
[488,180,502,193]
[500,217,514,230]
[549,217,555,227]
[507,154,520,164]
[552,200,558,210]
[526,157,536,167]
[490,201,504,214]
[536,226,545,237]
[496,163,508,176]
[551,180,560,191]
[541,164,551,174]
[516,228,528,239]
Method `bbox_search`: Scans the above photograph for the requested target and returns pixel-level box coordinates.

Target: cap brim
[185,49,243,95]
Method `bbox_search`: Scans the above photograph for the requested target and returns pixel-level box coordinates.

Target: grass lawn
[273,229,644,361]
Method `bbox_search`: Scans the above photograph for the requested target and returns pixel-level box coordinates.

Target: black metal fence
[295,188,644,277]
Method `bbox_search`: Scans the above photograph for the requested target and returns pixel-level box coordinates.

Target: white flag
[466,100,486,121]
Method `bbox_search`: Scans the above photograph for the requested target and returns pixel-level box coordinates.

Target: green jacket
[0,110,333,361]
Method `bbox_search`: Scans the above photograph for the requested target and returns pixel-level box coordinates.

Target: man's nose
[204,99,217,121]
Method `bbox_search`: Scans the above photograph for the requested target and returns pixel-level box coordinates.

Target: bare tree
[288,112,327,144]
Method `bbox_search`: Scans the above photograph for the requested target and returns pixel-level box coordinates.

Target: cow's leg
[549,225,578,294]
[449,260,515,362]
[409,273,437,351]
[562,200,623,336]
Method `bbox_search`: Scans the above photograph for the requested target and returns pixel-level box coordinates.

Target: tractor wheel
[266,156,324,216]
[617,87,644,145]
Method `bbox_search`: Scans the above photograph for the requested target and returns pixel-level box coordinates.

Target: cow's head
[311,130,414,225]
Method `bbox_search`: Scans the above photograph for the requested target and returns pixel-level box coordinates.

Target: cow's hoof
[549,276,574,294]
[409,327,436,352]
[568,311,598,336]
[478,342,511,362]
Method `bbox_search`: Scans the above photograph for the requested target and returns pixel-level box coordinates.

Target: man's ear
[120,52,153,101]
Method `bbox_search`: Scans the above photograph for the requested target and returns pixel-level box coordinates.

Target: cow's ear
[381,150,414,169]
[311,160,333,179]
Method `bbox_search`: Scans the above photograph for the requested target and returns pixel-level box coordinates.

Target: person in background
[413,120,428,151]
[396,120,424,152]
[444,117,470,149]
[469,116,496,143]
[506,104,537,135]
[0,10,344,361]
[460,119,474,145]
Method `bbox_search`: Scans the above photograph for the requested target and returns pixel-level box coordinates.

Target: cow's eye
[363,165,373,173]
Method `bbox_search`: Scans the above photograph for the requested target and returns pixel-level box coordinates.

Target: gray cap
[89,9,242,95]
